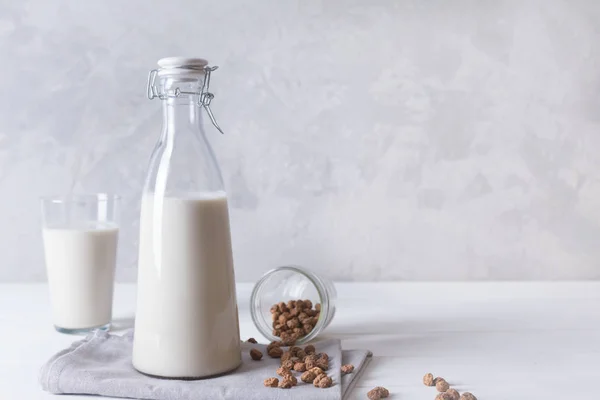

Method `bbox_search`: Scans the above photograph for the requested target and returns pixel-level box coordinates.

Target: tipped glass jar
[250,266,337,344]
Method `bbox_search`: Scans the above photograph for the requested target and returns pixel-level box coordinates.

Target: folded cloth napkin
[40,330,372,400]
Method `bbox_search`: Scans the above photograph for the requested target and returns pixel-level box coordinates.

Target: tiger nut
[281,360,294,370]
[277,302,287,313]
[246,338,257,344]
[293,362,306,372]
[423,372,435,386]
[249,349,262,361]
[309,366,325,376]
[267,341,282,350]
[263,377,278,387]
[436,394,452,400]
[301,370,317,383]
[281,351,292,362]
[292,327,303,335]
[314,375,333,388]
[367,386,390,400]
[281,373,297,386]
[313,373,325,385]
[298,312,308,322]
[304,344,316,354]
[341,364,354,374]
[304,354,317,362]
[268,346,283,358]
[446,389,460,400]
[276,367,290,376]
[460,393,477,400]
[305,359,317,370]
[278,380,292,389]
[436,379,450,392]
[316,359,329,370]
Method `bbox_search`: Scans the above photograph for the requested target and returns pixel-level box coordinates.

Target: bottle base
[133,360,242,380]
[54,323,111,335]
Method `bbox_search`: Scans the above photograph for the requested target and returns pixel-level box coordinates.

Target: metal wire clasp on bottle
[146,65,225,134]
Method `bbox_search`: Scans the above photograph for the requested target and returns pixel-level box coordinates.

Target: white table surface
[1,282,599,399]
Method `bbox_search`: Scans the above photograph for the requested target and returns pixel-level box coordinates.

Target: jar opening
[250,266,332,344]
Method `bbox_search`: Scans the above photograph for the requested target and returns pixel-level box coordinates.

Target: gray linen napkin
[40,330,372,400]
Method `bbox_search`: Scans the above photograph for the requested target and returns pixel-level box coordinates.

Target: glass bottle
[250,266,337,344]
[132,57,241,379]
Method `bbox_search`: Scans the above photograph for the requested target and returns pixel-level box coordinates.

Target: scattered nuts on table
[367,386,390,400]
[267,346,283,358]
[422,374,476,400]
[423,372,435,386]
[263,377,278,387]
[301,370,317,383]
[249,349,262,361]
[263,344,336,392]
[436,378,450,392]
[341,364,355,374]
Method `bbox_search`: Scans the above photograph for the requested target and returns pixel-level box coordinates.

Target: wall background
[1,0,600,282]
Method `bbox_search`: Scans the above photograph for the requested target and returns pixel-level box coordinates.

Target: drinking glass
[40,194,120,334]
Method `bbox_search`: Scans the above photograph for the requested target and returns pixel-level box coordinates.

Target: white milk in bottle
[132,57,241,378]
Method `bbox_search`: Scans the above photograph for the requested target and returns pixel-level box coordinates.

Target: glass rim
[40,193,121,204]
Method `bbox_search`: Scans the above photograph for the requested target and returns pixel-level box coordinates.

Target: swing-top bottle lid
[157,57,208,70]
[156,57,209,78]
[147,57,225,134]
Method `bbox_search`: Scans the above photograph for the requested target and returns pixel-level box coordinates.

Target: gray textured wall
[2,0,600,282]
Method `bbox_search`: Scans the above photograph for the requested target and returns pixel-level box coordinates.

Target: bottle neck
[161,95,203,137]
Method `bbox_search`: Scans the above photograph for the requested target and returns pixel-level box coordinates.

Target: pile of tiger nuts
[423,373,477,400]
[249,339,355,391]
[269,299,321,344]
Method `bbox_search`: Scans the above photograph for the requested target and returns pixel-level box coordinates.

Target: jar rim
[250,265,330,344]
